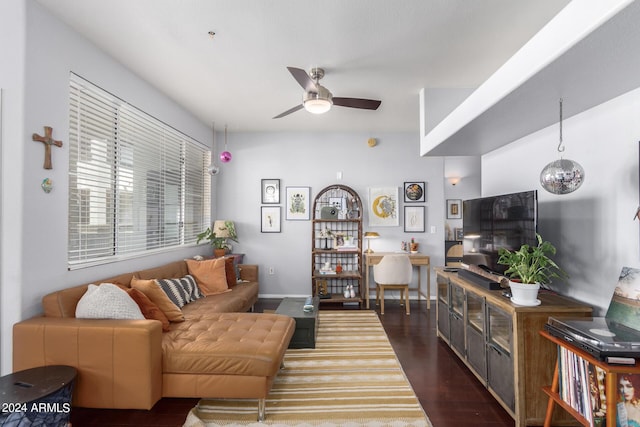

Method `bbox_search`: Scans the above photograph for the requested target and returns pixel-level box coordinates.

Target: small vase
[509,281,541,306]
[410,243,419,253]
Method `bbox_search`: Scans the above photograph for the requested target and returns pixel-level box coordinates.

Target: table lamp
[364,232,380,253]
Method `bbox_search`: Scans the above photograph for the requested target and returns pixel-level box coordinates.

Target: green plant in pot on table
[497,233,567,306]
[197,220,238,257]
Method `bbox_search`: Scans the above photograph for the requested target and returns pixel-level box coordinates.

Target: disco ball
[220,151,232,163]
[540,158,585,195]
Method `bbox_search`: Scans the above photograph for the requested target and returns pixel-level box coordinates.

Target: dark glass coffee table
[275,297,319,348]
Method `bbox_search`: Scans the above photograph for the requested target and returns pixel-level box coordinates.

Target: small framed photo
[333,233,346,248]
[404,182,426,203]
[446,199,462,219]
[454,227,464,241]
[328,197,345,210]
[261,206,281,232]
[261,179,280,204]
[286,186,311,220]
[404,206,425,232]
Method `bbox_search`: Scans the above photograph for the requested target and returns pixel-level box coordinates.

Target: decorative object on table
[497,233,567,306]
[260,206,281,232]
[41,177,53,193]
[196,220,238,257]
[318,227,333,249]
[410,238,419,253]
[285,186,310,220]
[446,199,462,219]
[404,206,425,232]
[207,122,220,176]
[261,179,280,204]
[363,231,379,253]
[454,227,464,241]
[219,124,232,163]
[32,126,63,169]
[403,181,425,203]
[540,98,585,195]
[368,186,399,226]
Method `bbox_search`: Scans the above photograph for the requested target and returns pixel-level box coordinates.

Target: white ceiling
[36,0,571,133]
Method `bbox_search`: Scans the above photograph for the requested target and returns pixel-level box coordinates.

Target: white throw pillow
[76,283,144,320]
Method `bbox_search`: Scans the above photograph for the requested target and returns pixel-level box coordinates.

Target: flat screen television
[462,190,538,275]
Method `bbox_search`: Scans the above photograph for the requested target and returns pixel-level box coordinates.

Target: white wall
[214,131,446,298]
[483,86,640,314]
[0,1,212,373]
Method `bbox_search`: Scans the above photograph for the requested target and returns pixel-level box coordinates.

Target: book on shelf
[318,269,336,275]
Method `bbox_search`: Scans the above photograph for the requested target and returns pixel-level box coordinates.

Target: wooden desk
[364,252,431,310]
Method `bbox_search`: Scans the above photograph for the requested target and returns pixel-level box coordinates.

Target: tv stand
[436,268,592,427]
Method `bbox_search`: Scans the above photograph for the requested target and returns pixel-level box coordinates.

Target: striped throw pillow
[154,275,203,308]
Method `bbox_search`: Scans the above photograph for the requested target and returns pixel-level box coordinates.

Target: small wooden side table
[0,365,76,427]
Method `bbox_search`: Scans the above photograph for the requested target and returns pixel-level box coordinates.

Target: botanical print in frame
[404,181,426,203]
[368,187,399,227]
[261,206,281,232]
[404,206,425,233]
[285,186,310,220]
[446,199,462,219]
[261,179,280,204]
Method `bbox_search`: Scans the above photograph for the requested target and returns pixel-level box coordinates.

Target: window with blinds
[68,74,211,268]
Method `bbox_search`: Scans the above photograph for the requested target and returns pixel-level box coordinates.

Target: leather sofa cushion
[162,312,294,377]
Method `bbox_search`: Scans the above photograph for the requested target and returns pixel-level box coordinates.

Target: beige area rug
[183,311,432,427]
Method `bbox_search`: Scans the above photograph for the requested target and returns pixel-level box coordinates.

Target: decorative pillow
[224,257,237,287]
[154,275,203,308]
[126,288,170,332]
[130,277,185,322]
[76,283,144,320]
[185,258,230,296]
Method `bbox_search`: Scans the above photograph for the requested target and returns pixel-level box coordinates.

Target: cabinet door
[449,283,465,355]
[486,304,514,411]
[436,274,450,340]
[466,292,487,380]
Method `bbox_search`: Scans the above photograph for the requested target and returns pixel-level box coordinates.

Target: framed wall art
[446,199,462,219]
[404,181,426,203]
[286,186,310,220]
[404,206,425,232]
[368,187,399,226]
[261,206,281,232]
[261,179,280,204]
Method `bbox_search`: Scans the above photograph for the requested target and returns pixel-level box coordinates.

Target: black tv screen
[462,190,538,275]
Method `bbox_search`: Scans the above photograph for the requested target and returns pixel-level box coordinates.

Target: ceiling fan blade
[287,67,317,93]
[273,104,304,119]
[333,97,381,110]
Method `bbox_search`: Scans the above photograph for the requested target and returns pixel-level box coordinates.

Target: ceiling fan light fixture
[303,85,333,114]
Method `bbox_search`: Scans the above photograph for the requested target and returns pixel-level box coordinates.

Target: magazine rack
[541,329,640,427]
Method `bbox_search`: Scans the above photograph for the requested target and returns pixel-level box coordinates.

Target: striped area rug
[183,311,431,427]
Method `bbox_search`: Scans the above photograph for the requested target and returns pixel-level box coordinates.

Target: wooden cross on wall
[32,126,63,169]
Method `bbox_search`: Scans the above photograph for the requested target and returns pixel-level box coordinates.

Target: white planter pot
[509,281,541,306]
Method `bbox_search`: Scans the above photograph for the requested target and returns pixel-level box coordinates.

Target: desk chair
[373,254,413,315]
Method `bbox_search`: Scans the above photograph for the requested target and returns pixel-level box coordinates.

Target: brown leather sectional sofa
[12,259,295,421]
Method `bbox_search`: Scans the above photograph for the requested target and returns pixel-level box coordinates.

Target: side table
[276,297,320,349]
[0,365,76,427]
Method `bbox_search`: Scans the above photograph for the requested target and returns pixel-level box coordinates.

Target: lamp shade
[364,232,380,239]
[212,220,237,240]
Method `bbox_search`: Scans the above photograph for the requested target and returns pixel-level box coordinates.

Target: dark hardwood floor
[70,299,515,426]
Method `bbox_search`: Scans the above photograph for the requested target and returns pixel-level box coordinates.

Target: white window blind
[68,74,211,268]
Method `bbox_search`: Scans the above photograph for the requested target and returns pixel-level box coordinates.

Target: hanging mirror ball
[220,151,232,163]
[540,158,585,195]
[207,164,220,176]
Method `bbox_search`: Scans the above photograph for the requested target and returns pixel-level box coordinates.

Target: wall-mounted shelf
[420,0,640,157]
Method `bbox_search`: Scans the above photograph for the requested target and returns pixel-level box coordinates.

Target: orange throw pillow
[186,258,230,296]
[224,257,237,287]
[126,288,171,332]
[130,277,185,322]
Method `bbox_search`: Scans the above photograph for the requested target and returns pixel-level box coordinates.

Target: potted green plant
[196,222,238,257]
[497,233,567,306]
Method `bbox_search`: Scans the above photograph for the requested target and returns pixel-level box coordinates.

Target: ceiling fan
[273,67,382,119]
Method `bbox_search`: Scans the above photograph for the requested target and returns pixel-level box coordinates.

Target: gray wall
[214,131,448,297]
[483,86,640,314]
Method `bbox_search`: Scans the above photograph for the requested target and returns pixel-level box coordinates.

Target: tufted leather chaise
[12,260,295,421]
